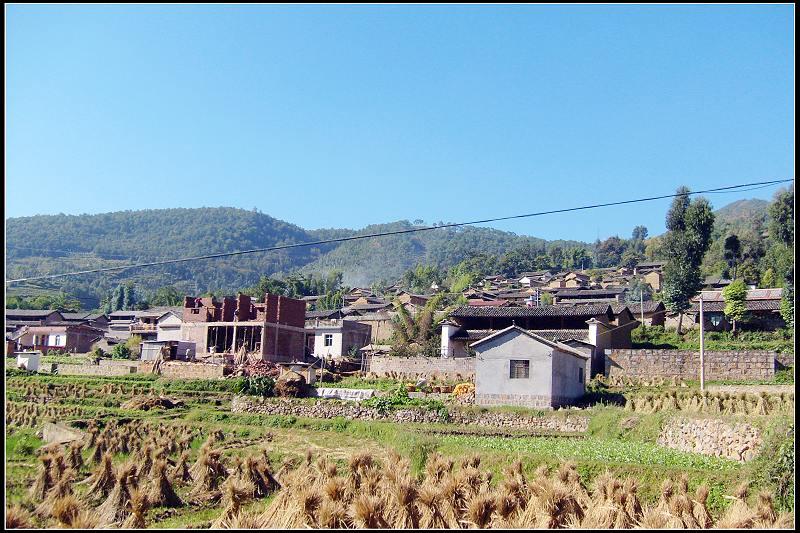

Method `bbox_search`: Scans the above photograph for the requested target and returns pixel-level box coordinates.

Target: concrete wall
[551,349,587,404]
[314,330,343,358]
[474,330,554,408]
[157,314,183,342]
[312,321,372,358]
[606,349,777,380]
[368,355,475,380]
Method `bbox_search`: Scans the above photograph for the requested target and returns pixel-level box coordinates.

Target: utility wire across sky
[5,178,793,284]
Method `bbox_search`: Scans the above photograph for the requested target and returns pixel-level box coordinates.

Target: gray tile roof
[5,309,62,317]
[450,303,612,318]
[555,288,627,297]
[688,300,782,313]
[612,301,665,315]
[451,328,590,342]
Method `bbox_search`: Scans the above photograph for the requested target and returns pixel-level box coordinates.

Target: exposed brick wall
[159,361,226,380]
[368,356,475,380]
[606,349,777,380]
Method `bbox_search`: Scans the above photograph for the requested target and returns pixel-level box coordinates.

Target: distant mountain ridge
[5,198,768,306]
[713,198,769,227]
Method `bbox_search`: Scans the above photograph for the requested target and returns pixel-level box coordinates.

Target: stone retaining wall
[607,350,776,380]
[367,356,475,380]
[231,396,588,432]
[776,353,794,369]
[658,417,762,462]
[159,361,226,380]
[57,363,138,376]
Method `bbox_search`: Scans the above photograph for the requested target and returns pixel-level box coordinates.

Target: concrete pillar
[440,322,458,358]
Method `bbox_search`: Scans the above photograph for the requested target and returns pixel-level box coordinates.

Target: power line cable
[5,178,793,284]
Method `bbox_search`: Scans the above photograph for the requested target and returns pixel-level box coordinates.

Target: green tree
[768,188,794,246]
[402,265,443,294]
[760,268,777,289]
[316,290,346,311]
[780,284,794,329]
[626,277,654,303]
[662,187,715,333]
[566,247,592,270]
[620,248,643,270]
[548,246,564,270]
[595,236,626,268]
[723,234,742,279]
[150,285,183,306]
[722,279,748,333]
[247,276,289,299]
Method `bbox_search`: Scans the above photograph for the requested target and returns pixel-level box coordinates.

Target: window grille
[509,359,530,379]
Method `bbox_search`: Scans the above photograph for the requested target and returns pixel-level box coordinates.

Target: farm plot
[4,369,795,529]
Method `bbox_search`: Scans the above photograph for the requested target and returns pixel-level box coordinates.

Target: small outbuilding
[470,325,589,409]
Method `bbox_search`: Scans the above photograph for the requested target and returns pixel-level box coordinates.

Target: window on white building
[54,335,62,346]
[509,359,530,379]
[324,334,333,347]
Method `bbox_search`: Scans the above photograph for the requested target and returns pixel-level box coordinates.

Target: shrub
[774,367,794,384]
[236,376,275,398]
[109,343,132,360]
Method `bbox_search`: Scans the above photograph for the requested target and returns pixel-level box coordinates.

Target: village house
[394,291,431,313]
[471,326,589,409]
[60,312,110,330]
[517,271,551,288]
[5,309,65,334]
[155,309,184,341]
[682,288,786,332]
[181,293,307,362]
[107,310,140,339]
[633,261,665,276]
[614,301,666,327]
[344,312,395,344]
[15,323,105,354]
[306,319,372,359]
[552,287,627,304]
[440,303,638,378]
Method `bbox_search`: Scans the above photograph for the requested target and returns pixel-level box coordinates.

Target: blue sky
[5,4,794,243]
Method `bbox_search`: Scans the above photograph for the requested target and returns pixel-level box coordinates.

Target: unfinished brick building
[181,293,307,362]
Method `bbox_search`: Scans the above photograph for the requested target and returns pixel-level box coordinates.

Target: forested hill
[5,207,585,305]
[297,221,587,287]
[4,197,778,308]
[713,199,769,227]
[5,208,340,305]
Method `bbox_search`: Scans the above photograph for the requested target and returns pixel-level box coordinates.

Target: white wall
[314,331,343,358]
[551,349,588,402]
[474,331,553,399]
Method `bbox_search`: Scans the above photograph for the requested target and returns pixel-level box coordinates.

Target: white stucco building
[471,325,589,409]
[307,319,372,359]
